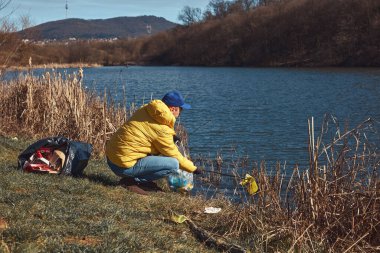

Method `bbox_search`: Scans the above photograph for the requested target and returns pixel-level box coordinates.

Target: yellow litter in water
[170,213,188,224]
[240,174,258,195]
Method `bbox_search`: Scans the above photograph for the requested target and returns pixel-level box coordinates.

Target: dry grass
[4,63,102,70]
[195,116,379,252]
[0,68,130,156]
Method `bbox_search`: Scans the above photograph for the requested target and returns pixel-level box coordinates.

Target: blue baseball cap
[162,90,191,109]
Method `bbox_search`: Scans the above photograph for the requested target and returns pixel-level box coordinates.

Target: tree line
[144,0,380,67]
[178,0,279,25]
[1,0,380,68]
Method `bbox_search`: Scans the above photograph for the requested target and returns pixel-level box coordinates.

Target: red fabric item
[22,147,60,174]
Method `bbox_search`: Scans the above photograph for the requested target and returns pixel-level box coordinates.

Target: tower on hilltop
[65,0,68,19]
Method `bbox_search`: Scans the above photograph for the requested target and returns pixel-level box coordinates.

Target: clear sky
[7,0,211,26]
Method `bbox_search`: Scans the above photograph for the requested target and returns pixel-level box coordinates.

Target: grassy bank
[1,71,379,252]
[0,136,230,252]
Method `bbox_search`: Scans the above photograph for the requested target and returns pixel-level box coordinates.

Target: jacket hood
[146,100,175,128]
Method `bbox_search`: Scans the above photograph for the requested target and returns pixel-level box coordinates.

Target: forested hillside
[2,0,380,67]
[19,16,177,40]
[139,0,380,66]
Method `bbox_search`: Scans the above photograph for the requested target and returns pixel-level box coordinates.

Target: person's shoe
[119,177,149,196]
[125,185,149,195]
[119,177,135,186]
[139,181,163,192]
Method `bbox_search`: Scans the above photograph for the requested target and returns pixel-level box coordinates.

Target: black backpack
[18,136,92,176]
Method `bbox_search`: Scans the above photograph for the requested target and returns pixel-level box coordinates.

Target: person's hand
[193,167,205,175]
[173,135,181,144]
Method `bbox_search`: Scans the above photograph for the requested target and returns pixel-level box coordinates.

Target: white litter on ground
[204,207,221,214]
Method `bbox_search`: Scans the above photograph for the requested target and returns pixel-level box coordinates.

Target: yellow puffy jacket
[105,100,197,173]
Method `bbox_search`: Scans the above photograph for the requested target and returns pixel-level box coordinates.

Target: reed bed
[196,116,379,252]
[0,69,130,156]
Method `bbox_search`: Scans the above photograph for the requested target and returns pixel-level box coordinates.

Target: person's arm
[153,132,197,173]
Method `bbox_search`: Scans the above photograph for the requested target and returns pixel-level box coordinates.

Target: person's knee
[167,157,179,172]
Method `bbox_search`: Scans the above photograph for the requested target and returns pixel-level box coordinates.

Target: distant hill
[19,16,178,40]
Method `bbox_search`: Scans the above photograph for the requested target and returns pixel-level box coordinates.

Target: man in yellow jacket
[106,91,202,195]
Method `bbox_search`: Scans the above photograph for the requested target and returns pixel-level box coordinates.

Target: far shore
[2,63,103,71]
[1,61,147,71]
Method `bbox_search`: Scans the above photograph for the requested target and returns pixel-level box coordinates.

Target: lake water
[81,67,380,166]
[8,66,380,168]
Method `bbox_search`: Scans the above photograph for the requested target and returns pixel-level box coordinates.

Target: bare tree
[206,0,231,19]
[19,14,32,31]
[235,0,257,11]
[1,0,23,69]
[257,0,281,6]
[1,0,12,70]
[227,0,256,13]
[178,6,202,26]
[0,0,11,11]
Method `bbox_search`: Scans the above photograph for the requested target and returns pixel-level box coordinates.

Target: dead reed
[196,115,379,252]
[0,69,130,155]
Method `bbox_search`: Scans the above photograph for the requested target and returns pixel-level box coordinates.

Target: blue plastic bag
[167,136,194,192]
[167,168,194,192]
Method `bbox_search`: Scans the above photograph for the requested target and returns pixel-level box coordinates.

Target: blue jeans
[107,156,179,182]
